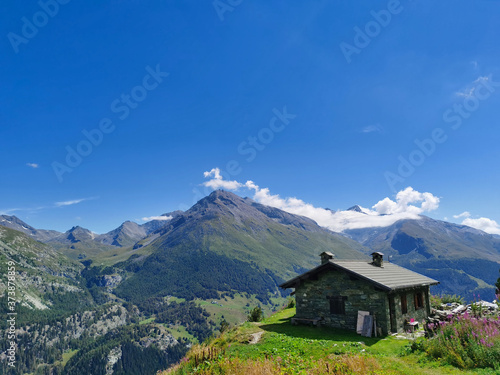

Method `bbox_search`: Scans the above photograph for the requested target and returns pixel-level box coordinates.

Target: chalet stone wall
[295,269,391,335]
[390,286,431,332]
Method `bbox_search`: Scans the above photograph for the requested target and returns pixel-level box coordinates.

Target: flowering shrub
[424,312,500,369]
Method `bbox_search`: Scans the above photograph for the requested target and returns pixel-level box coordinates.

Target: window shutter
[329,296,346,315]
[401,294,407,314]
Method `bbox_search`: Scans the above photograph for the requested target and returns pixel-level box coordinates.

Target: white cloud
[453,211,471,219]
[455,75,493,98]
[203,168,222,180]
[360,124,382,133]
[372,187,440,215]
[1,198,96,216]
[55,199,86,207]
[202,169,440,232]
[141,215,173,222]
[0,208,21,215]
[26,163,39,168]
[461,217,500,235]
[203,168,244,190]
[55,197,95,207]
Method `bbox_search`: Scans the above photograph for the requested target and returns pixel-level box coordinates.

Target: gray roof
[280,260,439,291]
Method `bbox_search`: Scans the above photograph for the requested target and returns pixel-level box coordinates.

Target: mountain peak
[181,190,333,235]
[194,190,248,212]
[1,214,34,229]
[347,205,364,213]
[207,189,243,201]
[68,225,91,232]
[0,215,62,242]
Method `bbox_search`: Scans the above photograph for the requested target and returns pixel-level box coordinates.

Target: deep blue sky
[1,0,499,234]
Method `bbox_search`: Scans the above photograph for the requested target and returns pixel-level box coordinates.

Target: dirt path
[248,331,264,344]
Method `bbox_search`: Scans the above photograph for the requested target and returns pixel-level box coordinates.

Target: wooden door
[388,296,397,332]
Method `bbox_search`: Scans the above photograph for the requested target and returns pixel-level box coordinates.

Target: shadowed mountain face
[96,214,182,248]
[141,211,183,234]
[115,190,370,303]
[98,221,147,247]
[344,216,500,301]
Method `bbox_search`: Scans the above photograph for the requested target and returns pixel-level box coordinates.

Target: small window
[329,296,346,315]
[414,292,424,310]
[401,294,408,314]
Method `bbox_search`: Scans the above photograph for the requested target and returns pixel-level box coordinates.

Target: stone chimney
[320,251,334,265]
[371,252,384,267]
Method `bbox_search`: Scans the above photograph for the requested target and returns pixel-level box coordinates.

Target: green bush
[220,319,230,334]
[247,306,263,322]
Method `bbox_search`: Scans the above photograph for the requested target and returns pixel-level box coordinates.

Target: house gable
[294,266,391,334]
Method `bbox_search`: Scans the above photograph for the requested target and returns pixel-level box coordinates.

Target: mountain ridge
[344,215,500,300]
[113,190,370,303]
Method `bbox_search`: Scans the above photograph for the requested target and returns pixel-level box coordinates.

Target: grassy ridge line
[160,308,494,375]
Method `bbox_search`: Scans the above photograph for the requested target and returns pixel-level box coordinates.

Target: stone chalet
[280,252,439,335]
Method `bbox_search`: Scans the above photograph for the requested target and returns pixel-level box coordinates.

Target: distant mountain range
[345,216,500,300]
[2,190,500,303]
[0,212,181,259]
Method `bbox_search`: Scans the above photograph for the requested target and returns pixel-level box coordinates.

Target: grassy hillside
[48,239,118,260]
[162,307,498,375]
[0,226,88,315]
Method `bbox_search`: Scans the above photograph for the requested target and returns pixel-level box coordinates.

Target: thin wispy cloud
[0,206,48,215]
[360,124,382,134]
[455,75,493,98]
[26,163,39,168]
[141,215,173,222]
[0,208,21,215]
[202,168,440,232]
[453,211,471,219]
[55,198,93,207]
[1,197,96,216]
